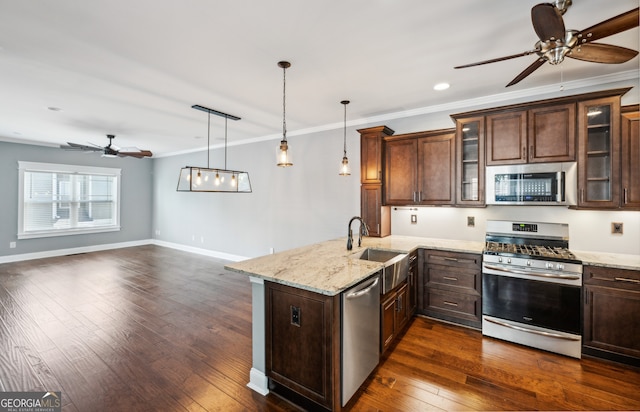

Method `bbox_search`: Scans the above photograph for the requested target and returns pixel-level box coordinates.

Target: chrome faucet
[347,216,369,250]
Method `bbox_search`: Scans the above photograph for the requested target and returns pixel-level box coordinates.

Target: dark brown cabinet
[381,282,409,355]
[486,103,575,165]
[420,249,482,329]
[384,129,455,205]
[577,96,622,208]
[265,281,341,410]
[621,105,640,209]
[583,265,640,367]
[359,126,394,237]
[407,251,418,318]
[454,116,485,205]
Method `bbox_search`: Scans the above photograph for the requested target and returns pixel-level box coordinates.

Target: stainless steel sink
[358,248,408,294]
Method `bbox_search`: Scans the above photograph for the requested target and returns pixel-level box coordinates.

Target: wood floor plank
[2,245,640,412]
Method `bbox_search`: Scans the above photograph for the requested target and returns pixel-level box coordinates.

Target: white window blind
[18,162,121,239]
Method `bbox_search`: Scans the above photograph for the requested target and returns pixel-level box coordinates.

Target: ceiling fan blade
[61,142,102,151]
[454,50,538,69]
[118,150,153,158]
[568,42,638,64]
[506,58,546,87]
[531,3,565,41]
[578,7,639,43]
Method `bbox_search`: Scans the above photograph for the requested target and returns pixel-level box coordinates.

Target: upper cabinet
[384,129,455,206]
[577,96,621,208]
[621,105,640,209]
[455,116,485,206]
[360,126,394,184]
[486,103,576,165]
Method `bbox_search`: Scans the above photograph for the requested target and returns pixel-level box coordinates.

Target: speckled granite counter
[573,250,640,272]
[224,235,484,296]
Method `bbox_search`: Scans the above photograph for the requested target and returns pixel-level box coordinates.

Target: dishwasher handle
[345,276,380,299]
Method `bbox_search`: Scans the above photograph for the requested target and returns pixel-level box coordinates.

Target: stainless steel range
[482,220,583,358]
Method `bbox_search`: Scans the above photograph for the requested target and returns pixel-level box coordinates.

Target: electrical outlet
[291,305,301,327]
[467,216,475,227]
[612,222,623,234]
[411,214,417,224]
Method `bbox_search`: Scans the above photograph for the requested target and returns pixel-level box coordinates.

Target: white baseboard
[0,239,153,264]
[151,239,249,262]
[247,368,269,396]
[0,239,251,264]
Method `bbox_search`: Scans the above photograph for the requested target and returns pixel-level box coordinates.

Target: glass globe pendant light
[339,100,351,176]
[276,61,293,167]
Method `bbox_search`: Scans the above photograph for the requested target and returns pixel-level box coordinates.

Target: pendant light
[277,61,293,167]
[176,105,252,193]
[339,100,351,176]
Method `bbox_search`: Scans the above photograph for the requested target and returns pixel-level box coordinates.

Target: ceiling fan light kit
[455,2,639,87]
[176,105,251,193]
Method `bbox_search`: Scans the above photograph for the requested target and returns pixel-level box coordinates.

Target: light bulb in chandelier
[339,156,351,176]
[231,173,237,187]
[214,171,221,186]
[276,61,293,167]
[195,170,202,185]
[338,100,351,176]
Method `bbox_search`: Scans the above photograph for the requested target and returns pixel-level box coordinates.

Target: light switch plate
[411,214,417,224]
[467,216,475,227]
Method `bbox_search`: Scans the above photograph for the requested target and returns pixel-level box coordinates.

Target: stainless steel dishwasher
[341,271,380,406]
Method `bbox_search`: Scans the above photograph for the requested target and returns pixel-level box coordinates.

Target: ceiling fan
[60,134,153,158]
[454,0,640,87]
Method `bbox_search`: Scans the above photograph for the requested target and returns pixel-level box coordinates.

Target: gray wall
[0,141,153,257]
[152,128,360,258]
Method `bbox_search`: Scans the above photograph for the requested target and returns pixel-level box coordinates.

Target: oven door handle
[483,264,580,280]
[484,317,581,341]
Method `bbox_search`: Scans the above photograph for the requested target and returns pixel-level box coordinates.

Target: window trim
[18,161,122,239]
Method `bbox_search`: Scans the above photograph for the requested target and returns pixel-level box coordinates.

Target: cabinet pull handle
[580,188,584,203]
[624,188,628,204]
[443,257,459,262]
[522,147,526,160]
[443,276,458,281]
[443,301,458,307]
[396,295,403,311]
[614,277,640,284]
[377,223,380,233]
[529,145,533,160]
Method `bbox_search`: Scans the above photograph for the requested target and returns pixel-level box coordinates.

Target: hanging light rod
[191,104,241,121]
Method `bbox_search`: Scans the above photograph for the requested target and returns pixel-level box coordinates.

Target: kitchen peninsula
[226,233,640,410]
[225,235,483,410]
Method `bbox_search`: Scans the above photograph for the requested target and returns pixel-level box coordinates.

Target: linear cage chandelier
[177,105,251,193]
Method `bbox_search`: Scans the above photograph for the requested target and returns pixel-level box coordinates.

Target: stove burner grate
[484,241,577,260]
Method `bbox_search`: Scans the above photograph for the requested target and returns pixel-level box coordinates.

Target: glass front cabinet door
[577,97,621,208]
[455,116,485,205]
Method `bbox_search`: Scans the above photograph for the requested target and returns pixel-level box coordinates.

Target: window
[18,162,121,239]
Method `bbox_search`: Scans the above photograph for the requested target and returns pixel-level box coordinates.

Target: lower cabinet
[381,283,409,355]
[583,265,640,367]
[265,281,341,410]
[407,251,418,317]
[420,249,482,329]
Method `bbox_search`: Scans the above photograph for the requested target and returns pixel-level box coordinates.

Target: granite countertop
[224,235,640,296]
[572,250,640,271]
[224,235,484,296]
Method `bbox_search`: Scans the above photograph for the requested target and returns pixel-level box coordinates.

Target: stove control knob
[526,260,531,266]
[546,262,554,269]
[556,263,564,271]
[507,258,512,264]
[498,257,503,263]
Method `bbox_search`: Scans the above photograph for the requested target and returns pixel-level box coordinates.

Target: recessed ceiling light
[47,106,62,112]
[433,82,450,91]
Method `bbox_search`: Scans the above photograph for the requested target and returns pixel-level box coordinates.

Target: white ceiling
[0,0,638,156]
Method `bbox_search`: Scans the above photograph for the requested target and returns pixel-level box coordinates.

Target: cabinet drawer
[584,265,640,290]
[426,264,480,293]
[424,250,481,269]
[423,288,480,320]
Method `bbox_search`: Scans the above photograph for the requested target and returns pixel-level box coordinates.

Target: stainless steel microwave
[485,162,577,206]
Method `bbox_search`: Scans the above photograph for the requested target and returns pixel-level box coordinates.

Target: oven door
[482,270,581,335]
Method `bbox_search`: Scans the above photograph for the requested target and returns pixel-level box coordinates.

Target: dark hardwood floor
[1,245,638,411]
